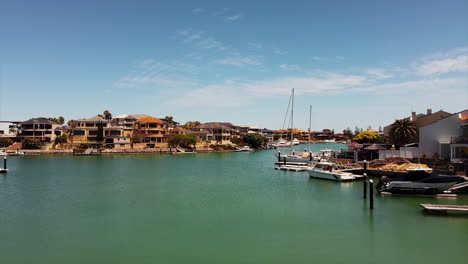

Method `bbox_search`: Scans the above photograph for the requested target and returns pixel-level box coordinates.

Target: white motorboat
[234,146,253,152]
[275,139,291,148]
[323,139,336,143]
[292,138,300,145]
[307,161,357,181]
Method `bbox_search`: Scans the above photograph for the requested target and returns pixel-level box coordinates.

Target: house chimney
[427,109,432,115]
[411,112,416,117]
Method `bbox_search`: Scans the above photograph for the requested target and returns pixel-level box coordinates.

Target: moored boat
[307,161,358,181]
[234,146,253,152]
[376,168,466,194]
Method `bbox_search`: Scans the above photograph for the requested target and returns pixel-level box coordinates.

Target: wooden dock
[420,204,468,214]
[380,192,457,198]
[274,161,309,166]
[275,165,309,172]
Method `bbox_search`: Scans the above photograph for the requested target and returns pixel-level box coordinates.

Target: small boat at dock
[234,146,253,152]
[376,168,465,194]
[307,161,360,181]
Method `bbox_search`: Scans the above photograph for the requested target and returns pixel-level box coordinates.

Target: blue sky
[1,0,467,131]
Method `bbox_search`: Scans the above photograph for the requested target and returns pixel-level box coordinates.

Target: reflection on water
[0,145,467,264]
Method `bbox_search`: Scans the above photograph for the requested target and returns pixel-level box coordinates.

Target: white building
[0,121,19,136]
[419,110,468,162]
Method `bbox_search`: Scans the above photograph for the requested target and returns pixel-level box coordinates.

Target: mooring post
[363,160,367,175]
[283,157,286,165]
[369,179,374,210]
[278,151,281,162]
[3,156,7,170]
[363,173,367,199]
[309,151,312,161]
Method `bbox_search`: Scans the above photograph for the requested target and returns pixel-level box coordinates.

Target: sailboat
[275,90,316,164]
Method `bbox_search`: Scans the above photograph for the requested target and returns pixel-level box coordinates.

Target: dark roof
[194,123,232,130]
[76,115,108,122]
[20,118,60,125]
[205,122,236,128]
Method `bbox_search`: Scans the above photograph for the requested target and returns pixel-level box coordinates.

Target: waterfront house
[71,115,110,143]
[419,110,468,162]
[111,114,148,137]
[17,118,61,142]
[133,116,168,144]
[383,109,452,144]
[193,123,237,144]
[0,121,20,138]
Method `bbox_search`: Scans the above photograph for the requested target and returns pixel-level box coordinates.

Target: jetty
[380,192,457,198]
[275,165,309,172]
[420,204,468,215]
[73,148,102,156]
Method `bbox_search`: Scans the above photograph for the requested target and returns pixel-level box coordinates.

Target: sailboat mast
[290,88,294,154]
[308,105,312,152]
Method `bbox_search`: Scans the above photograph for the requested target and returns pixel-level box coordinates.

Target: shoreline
[9,148,240,156]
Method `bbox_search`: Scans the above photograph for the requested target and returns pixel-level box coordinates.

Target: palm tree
[103,110,112,121]
[388,119,416,147]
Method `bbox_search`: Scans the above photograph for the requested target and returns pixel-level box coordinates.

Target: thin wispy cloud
[224,14,243,22]
[248,42,263,49]
[214,56,262,67]
[177,29,227,51]
[273,47,287,55]
[192,8,204,14]
[365,68,393,79]
[198,37,227,50]
[177,30,204,43]
[114,76,196,89]
[280,64,301,71]
[415,54,468,76]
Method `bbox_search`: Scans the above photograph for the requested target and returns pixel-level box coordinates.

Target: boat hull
[382,181,458,194]
[307,170,355,181]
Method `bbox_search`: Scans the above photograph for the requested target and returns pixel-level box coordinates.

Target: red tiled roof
[135,116,164,124]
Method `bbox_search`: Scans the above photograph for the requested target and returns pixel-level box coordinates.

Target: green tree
[103,110,112,121]
[242,134,267,149]
[230,137,242,145]
[273,134,280,140]
[182,121,201,129]
[48,116,65,124]
[9,127,17,135]
[96,122,104,142]
[388,119,416,147]
[0,138,14,148]
[343,128,353,139]
[23,138,42,149]
[353,131,380,143]
[54,134,69,144]
[68,120,77,127]
[168,134,197,148]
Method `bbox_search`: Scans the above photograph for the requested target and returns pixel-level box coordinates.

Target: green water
[1,144,467,264]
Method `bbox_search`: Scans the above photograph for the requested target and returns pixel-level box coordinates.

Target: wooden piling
[363,173,367,199]
[369,180,374,210]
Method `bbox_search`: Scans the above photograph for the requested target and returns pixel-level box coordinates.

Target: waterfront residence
[383,109,452,143]
[419,110,468,162]
[17,118,62,142]
[71,115,125,143]
[133,116,168,144]
[193,123,237,144]
[0,121,20,137]
[111,114,148,137]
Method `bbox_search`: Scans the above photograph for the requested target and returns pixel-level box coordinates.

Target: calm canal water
[1,144,467,264]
